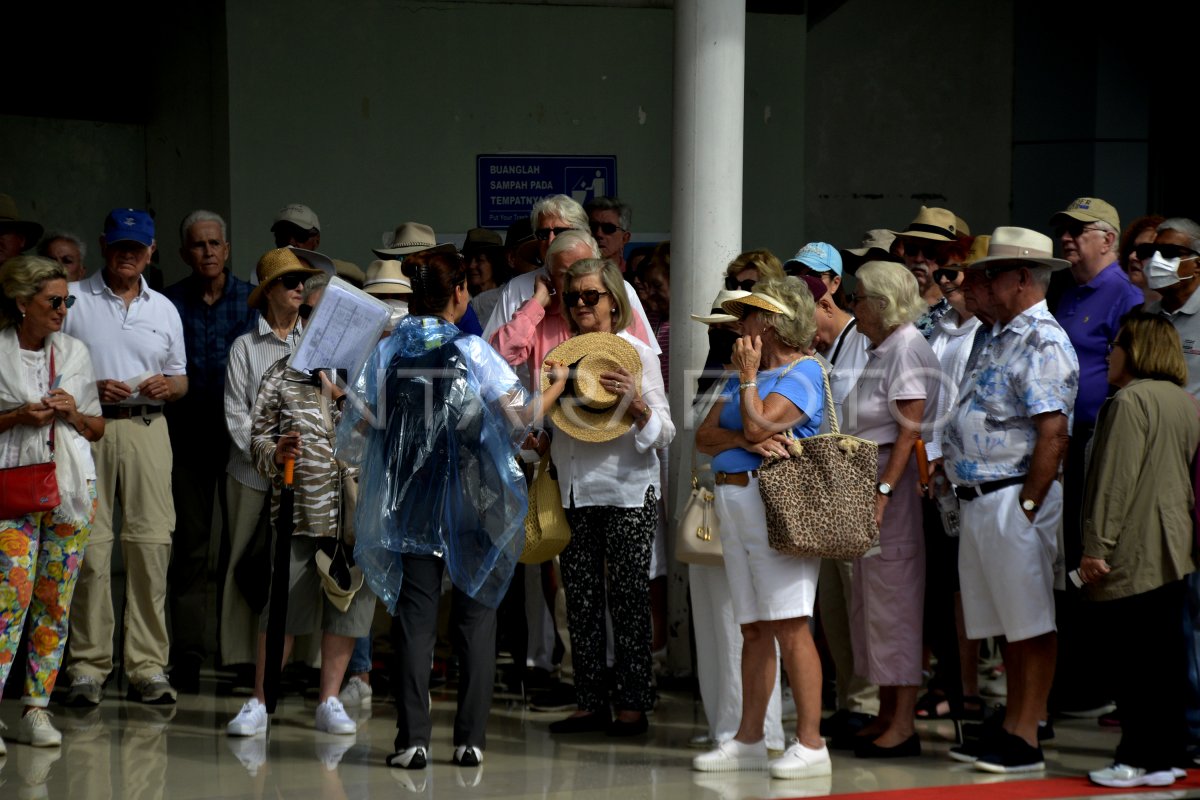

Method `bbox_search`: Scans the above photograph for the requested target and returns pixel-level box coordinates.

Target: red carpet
[776,773,1200,800]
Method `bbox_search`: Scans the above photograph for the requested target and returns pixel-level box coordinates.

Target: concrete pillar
[665,0,746,675]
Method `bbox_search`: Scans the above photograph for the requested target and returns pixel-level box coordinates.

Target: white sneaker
[338,676,373,708]
[315,697,357,735]
[453,745,483,766]
[227,698,268,736]
[1088,763,1176,788]
[693,738,769,772]
[770,737,832,780]
[15,709,62,747]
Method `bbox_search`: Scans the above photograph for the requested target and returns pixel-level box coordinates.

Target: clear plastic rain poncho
[336,315,531,612]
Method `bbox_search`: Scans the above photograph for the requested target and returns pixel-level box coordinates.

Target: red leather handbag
[0,349,60,520]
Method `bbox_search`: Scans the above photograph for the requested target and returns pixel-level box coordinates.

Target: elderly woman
[226,271,373,739]
[693,276,831,780]
[1080,312,1200,789]
[338,246,554,770]
[541,258,674,737]
[839,261,940,758]
[0,255,104,750]
[1118,215,1165,303]
[221,249,322,677]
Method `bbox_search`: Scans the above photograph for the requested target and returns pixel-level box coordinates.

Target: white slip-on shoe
[693,738,769,772]
[227,698,268,736]
[15,709,62,747]
[315,697,357,735]
[770,737,832,779]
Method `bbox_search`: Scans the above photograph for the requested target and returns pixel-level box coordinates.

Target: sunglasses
[564,289,610,307]
[1133,242,1200,262]
[274,273,305,290]
[47,295,76,310]
[1054,222,1102,239]
[932,268,962,283]
[786,265,831,279]
[901,240,944,261]
[983,263,1024,280]
[725,276,756,292]
[534,226,574,241]
[589,221,624,236]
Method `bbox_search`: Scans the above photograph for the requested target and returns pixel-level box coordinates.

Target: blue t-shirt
[711,358,825,473]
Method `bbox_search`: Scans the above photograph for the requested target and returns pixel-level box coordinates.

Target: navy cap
[103,208,155,247]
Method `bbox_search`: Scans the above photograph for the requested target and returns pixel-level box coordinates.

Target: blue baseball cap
[103,208,155,247]
[784,241,842,277]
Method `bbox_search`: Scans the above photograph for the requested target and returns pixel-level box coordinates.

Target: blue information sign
[477,155,617,229]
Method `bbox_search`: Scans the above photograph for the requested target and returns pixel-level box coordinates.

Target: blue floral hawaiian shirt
[943,301,1079,485]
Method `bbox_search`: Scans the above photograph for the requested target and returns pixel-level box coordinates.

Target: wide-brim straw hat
[967,227,1070,272]
[541,332,643,443]
[721,290,793,319]
[691,288,749,325]
[247,247,323,308]
[314,549,364,613]
[890,206,960,242]
[364,259,412,295]
[374,222,437,258]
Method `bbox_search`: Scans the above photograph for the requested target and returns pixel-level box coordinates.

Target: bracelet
[739,381,757,391]
[638,405,652,421]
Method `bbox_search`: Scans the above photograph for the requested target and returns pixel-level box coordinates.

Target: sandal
[915,690,956,720]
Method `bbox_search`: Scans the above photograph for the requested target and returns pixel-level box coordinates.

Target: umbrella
[263,457,295,714]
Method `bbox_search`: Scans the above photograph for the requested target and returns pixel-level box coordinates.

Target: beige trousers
[67,416,174,684]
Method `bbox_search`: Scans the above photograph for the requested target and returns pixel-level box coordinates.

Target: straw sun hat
[541,332,643,443]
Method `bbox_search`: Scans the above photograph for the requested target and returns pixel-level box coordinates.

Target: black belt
[954,475,1024,501]
[101,404,164,420]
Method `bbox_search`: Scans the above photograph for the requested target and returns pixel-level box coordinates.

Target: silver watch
[877,482,893,497]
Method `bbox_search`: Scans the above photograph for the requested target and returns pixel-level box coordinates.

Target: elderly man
[0,193,43,264]
[63,209,188,706]
[37,232,88,281]
[1048,197,1143,717]
[162,210,256,692]
[270,203,364,286]
[891,206,964,338]
[585,196,632,273]
[944,227,1078,773]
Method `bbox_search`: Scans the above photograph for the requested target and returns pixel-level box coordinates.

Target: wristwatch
[877,482,893,497]
[1021,497,1039,513]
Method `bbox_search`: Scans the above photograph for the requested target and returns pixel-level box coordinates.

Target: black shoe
[548,712,610,734]
[974,731,1045,774]
[854,733,921,759]
[171,659,202,695]
[820,709,876,739]
[831,729,875,751]
[530,682,576,712]
[606,713,648,737]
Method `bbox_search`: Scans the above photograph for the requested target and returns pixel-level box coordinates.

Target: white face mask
[1146,251,1197,290]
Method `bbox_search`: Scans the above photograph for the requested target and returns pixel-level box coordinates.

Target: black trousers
[1102,580,1190,771]
[922,498,961,696]
[391,554,496,751]
[166,413,230,665]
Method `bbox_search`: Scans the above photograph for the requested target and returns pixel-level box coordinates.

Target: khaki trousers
[818,557,879,714]
[67,415,174,684]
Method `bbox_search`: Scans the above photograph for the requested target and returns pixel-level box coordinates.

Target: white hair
[530,194,588,231]
[179,209,228,244]
[1159,217,1200,253]
[546,229,600,262]
[1028,265,1052,290]
[37,231,87,260]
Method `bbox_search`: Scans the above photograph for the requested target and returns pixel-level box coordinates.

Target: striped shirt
[251,359,343,538]
[224,316,303,490]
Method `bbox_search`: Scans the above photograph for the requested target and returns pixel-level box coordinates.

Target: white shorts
[715,478,820,625]
[958,482,1061,642]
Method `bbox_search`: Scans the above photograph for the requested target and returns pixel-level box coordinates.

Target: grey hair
[0,255,68,330]
[584,196,632,231]
[563,258,632,334]
[1158,217,1200,253]
[37,231,87,261]
[1094,220,1119,250]
[530,194,588,232]
[179,209,228,244]
[546,229,600,262]
[1028,265,1052,290]
[856,261,926,330]
[301,272,332,303]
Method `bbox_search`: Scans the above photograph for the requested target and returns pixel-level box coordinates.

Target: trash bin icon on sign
[567,168,607,204]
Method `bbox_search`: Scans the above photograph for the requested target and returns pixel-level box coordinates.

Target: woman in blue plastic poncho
[336,245,565,772]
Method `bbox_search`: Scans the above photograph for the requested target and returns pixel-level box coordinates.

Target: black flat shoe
[606,714,648,737]
[855,733,921,759]
[549,712,610,734]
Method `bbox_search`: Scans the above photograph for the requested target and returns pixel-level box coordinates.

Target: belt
[714,470,758,487]
[101,404,164,420]
[954,475,1024,501]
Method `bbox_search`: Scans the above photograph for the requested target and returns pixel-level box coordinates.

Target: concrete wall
[804,0,1014,246]
[224,0,805,276]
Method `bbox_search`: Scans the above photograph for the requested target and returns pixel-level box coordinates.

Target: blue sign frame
[477,155,618,229]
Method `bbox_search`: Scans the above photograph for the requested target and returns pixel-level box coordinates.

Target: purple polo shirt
[1054,261,1143,425]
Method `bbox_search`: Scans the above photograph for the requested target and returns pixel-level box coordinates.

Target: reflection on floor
[0,675,1197,800]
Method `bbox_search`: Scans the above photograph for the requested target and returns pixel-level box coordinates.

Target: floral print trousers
[0,483,95,707]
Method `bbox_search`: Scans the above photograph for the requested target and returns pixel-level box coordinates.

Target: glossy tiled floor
[1,674,1197,800]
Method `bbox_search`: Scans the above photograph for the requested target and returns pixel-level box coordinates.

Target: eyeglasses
[274,273,305,290]
[298,303,313,321]
[1054,222,1102,239]
[901,240,944,261]
[534,226,574,241]
[785,265,831,279]
[1106,339,1122,355]
[932,268,961,283]
[589,221,624,236]
[47,295,76,310]
[725,276,756,292]
[564,289,610,307]
[1133,242,1200,262]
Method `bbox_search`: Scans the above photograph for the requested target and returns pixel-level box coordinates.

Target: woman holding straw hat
[693,276,831,780]
[540,257,674,737]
